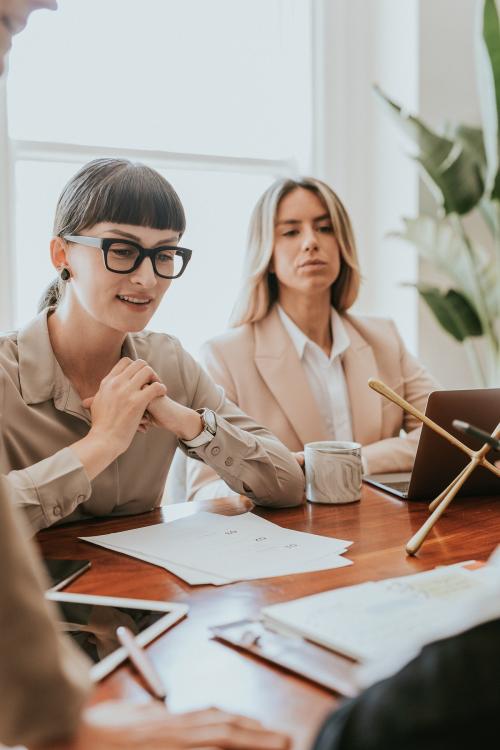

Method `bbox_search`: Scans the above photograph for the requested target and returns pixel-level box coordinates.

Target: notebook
[261,563,497,662]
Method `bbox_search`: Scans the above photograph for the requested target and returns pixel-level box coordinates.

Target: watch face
[204,409,217,434]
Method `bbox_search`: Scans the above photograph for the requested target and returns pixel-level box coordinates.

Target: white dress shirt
[277,305,354,442]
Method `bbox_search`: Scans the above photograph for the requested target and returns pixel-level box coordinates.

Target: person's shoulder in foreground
[313,617,500,750]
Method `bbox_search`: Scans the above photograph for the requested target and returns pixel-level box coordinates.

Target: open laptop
[364,388,500,500]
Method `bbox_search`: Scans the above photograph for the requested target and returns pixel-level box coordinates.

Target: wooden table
[36,486,500,750]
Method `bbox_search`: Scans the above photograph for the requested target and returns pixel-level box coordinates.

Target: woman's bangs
[91,168,186,233]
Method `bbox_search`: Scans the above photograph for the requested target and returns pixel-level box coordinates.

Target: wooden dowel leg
[367,380,500,534]
[406,459,479,556]
[428,465,470,512]
[368,382,500,474]
[484,457,500,477]
[368,380,475,459]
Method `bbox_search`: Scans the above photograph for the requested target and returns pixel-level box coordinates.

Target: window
[4,0,313,354]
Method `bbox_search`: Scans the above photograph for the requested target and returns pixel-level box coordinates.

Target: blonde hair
[230,177,361,327]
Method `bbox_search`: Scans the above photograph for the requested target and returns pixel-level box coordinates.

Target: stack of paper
[262,563,500,662]
[81,511,352,585]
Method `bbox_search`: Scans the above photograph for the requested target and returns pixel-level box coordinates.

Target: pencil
[116,625,167,702]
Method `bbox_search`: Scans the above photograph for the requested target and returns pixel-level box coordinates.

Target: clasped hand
[82,358,202,458]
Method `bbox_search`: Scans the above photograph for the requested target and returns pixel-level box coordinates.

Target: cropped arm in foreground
[313,618,500,750]
[0,477,90,748]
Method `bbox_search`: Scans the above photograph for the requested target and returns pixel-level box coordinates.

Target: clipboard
[211,619,361,698]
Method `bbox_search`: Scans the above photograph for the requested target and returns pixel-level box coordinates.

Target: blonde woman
[186,177,439,499]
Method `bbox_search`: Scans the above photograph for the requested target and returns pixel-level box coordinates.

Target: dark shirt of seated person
[313,618,500,750]
[0,158,304,534]
[186,177,439,500]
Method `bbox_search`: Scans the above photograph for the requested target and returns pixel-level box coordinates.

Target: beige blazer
[0,477,90,747]
[186,307,439,497]
[0,309,304,532]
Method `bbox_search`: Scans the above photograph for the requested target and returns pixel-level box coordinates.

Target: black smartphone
[43,558,91,591]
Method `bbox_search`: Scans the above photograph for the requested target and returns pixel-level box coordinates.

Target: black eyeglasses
[63,235,192,279]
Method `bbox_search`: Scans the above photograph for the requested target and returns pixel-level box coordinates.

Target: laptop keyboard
[386,480,410,495]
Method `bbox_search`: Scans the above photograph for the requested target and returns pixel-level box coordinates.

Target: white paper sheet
[86,541,232,585]
[80,511,352,585]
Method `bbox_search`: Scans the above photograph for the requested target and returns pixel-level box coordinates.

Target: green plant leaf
[476,0,500,199]
[454,124,487,175]
[374,85,484,214]
[393,214,485,309]
[482,261,500,318]
[416,285,484,341]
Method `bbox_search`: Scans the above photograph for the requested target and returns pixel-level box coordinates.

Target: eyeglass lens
[107,241,183,277]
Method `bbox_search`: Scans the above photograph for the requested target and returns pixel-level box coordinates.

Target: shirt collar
[17,308,62,405]
[17,308,138,409]
[277,304,350,362]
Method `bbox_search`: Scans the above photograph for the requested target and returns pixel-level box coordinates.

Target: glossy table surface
[36,486,500,749]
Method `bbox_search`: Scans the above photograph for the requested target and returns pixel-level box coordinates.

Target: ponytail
[37,278,63,313]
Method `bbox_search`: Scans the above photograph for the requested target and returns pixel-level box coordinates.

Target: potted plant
[376,0,499,386]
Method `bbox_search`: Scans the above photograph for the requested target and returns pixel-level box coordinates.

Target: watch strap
[182,408,217,448]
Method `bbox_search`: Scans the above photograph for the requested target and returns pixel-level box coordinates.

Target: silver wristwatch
[182,408,217,448]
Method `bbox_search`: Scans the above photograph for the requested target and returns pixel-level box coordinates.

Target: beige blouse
[0,310,304,532]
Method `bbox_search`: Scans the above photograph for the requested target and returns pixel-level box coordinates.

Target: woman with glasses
[186,177,439,500]
[0,158,304,532]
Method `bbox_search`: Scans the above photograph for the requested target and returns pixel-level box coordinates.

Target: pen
[116,625,167,703]
[452,420,500,451]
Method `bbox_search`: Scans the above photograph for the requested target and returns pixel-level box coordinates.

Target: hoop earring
[59,267,70,281]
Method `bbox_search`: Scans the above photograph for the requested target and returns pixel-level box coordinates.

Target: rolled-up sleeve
[177,347,304,508]
[6,447,92,532]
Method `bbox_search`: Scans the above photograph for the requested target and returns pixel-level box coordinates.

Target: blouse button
[224,457,233,467]
[211,446,221,457]
[53,505,62,517]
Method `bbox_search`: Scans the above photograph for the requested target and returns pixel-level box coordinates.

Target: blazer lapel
[342,316,382,445]
[254,307,330,446]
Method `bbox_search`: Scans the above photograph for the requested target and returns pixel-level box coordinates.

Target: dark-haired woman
[0,158,304,532]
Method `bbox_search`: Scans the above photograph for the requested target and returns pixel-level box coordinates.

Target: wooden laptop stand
[368,379,500,556]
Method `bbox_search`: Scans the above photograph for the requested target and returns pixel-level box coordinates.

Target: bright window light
[8,0,311,162]
[7,0,312,355]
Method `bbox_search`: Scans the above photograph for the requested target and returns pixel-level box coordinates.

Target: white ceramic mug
[304,441,362,504]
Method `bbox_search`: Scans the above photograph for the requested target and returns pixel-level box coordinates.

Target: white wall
[0,76,13,327]
[417,0,482,387]
[315,0,483,387]
[314,0,420,353]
